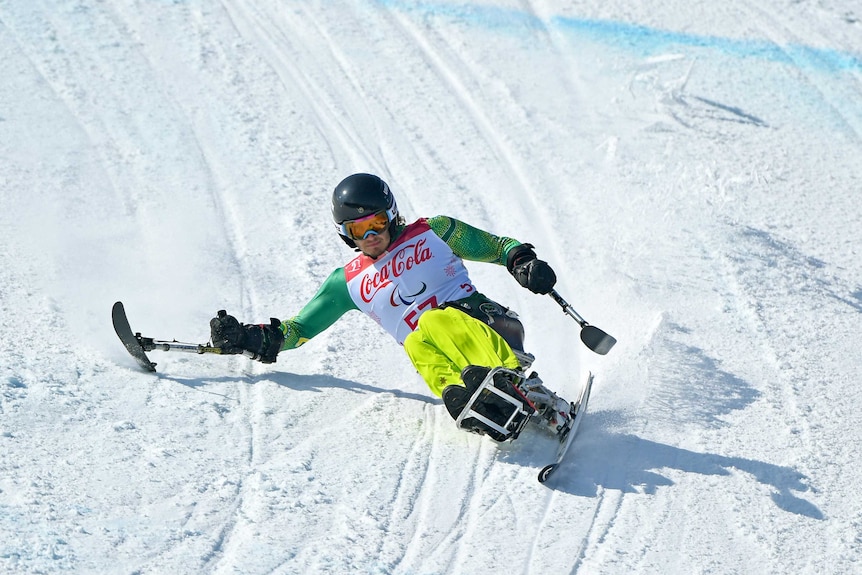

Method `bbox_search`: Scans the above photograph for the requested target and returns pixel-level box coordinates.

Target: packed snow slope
[1,1,861,573]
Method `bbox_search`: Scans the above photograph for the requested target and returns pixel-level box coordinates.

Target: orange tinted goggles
[341,210,390,240]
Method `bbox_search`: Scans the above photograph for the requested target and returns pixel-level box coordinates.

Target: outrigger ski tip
[112,301,157,372]
[548,290,616,356]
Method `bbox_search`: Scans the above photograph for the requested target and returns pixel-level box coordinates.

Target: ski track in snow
[2,0,862,573]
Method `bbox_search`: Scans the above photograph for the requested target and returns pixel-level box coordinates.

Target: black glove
[210,311,245,352]
[210,310,285,363]
[506,244,557,295]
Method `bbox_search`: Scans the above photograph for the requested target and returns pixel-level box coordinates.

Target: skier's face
[355,228,391,259]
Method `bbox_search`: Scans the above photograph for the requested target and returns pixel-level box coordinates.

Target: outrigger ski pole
[548,289,617,355]
[111,301,260,372]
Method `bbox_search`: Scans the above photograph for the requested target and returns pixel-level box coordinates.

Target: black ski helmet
[332,173,400,248]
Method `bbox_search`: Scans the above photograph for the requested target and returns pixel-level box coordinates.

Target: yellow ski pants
[403,306,521,397]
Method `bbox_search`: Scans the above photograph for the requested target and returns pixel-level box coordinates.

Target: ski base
[537,371,593,484]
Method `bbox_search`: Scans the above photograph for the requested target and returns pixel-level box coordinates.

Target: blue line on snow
[552,16,862,73]
[373,0,862,73]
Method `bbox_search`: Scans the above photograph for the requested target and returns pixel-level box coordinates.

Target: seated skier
[209,173,572,440]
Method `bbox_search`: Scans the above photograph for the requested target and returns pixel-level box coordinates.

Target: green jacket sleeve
[426,215,522,265]
[279,267,359,350]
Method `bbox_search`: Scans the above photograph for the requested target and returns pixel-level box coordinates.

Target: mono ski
[538,371,594,483]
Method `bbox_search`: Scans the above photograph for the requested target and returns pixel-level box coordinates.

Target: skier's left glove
[507,244,557,295]
[210,310,284,363]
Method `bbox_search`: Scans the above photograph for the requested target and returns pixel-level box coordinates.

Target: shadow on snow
[163,370,438,406]
[527,421,824,520]
[161,369,821,520]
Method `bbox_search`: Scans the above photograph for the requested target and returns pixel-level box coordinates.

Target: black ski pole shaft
[548,289,588,328]
[548,289,617,355]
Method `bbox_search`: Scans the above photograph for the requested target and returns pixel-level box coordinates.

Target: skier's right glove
[506,244,557,295]
[210,310,284,363]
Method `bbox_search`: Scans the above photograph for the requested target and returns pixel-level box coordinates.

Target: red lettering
[404,295,439,331]
[359,239,433,303]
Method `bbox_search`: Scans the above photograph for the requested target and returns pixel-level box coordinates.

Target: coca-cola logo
[360,239,432,303]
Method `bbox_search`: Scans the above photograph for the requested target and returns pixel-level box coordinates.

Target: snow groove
[569,489,625,574]
[381,8,558,239]
[375,403,437,572]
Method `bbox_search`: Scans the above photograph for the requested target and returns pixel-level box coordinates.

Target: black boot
[461,364,492,390]
[442,365,491,421]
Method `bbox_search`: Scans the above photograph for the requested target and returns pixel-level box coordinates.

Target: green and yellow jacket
[279,215,523,349]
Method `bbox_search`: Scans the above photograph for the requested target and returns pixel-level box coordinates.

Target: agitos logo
[360,239,432,303]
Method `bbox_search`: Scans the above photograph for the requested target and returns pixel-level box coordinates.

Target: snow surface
[1,0,861,573]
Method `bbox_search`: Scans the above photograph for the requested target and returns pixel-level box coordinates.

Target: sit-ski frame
[454,366,536,441]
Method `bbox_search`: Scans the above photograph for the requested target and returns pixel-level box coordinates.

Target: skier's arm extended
[279,268,359,350]
[426,215,522,264]
[427,215,556,294]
